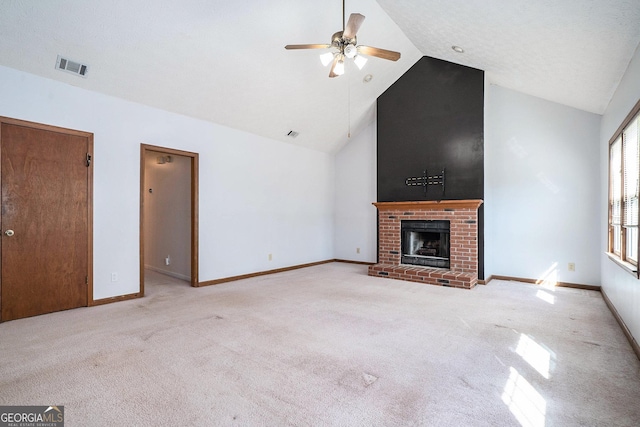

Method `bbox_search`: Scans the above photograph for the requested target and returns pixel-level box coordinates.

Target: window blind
[624,118,640,262]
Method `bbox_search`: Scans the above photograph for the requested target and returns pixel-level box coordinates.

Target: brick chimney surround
[369,200,483,289]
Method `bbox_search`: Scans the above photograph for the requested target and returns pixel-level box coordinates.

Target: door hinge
[86,153,92,167]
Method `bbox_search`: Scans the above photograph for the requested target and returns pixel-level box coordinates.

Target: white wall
[334,119,377,262]
[144,151,191,280]
[0,65,334,300]
[484,84,601,285]
[600,44,640,342]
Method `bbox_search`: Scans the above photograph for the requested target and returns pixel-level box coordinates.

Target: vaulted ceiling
[0,0,639,153]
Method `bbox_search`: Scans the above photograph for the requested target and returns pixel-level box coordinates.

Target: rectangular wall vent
[287,130,299,138]
[55,55,89,77]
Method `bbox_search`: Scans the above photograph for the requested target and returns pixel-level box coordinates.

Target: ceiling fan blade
[343,13,365,39]
[357,45,401,61]
[329,56,340,78]
[284,44,332,50]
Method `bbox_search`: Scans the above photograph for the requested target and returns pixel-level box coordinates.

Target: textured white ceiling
[377,0,640,115]
[0,1,638,153]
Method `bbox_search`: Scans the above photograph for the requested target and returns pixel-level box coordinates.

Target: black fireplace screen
[401,220,450,268]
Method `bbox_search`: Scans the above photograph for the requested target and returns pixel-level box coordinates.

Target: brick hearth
[369,200,483,289]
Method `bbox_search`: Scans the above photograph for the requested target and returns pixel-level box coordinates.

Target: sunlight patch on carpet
[502,367,546,427]
[535,290,555,305]
[516,334,555,379]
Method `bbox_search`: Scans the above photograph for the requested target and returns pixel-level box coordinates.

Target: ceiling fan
[284,0,401,78]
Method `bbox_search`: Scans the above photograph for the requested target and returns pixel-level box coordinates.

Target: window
[608,99,640,275]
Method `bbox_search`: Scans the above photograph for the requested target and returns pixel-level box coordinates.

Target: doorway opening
[140,144,199,294]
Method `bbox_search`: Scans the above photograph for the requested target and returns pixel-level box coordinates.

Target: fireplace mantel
[373,200,483,211]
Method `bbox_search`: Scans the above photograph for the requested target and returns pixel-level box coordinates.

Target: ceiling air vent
[55,55,89,77]
[287,130,299,138]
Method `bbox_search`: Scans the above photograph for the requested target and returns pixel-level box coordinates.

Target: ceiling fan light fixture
[334,59,345,76]
[344,44,357,59]
[320,51,334,66]
[354,55,368,70]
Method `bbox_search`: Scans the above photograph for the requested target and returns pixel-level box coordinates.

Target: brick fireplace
[369,200,483,289]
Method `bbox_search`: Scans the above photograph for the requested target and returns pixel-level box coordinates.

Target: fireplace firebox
[401,220,450,268]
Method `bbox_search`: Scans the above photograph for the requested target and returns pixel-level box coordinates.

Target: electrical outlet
[568,262,575,272]
[165,255,170,266]
[268,253,273,261]
[111,272,118,282]
[357,247,361,254]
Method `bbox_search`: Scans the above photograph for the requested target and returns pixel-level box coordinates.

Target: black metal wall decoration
[405,168,445,196]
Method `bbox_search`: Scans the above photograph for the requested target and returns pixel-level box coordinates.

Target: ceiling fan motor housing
[331,31,357,51]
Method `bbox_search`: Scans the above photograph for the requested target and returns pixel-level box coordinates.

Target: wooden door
[0,119,92,321]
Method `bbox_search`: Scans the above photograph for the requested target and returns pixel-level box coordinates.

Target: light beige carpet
[1,263,639,426]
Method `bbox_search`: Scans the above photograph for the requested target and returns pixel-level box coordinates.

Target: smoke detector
[55,55,89,77]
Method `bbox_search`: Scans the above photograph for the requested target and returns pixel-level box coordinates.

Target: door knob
[4,230,14,237]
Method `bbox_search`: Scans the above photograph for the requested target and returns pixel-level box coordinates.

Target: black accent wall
[376,56,485,278]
